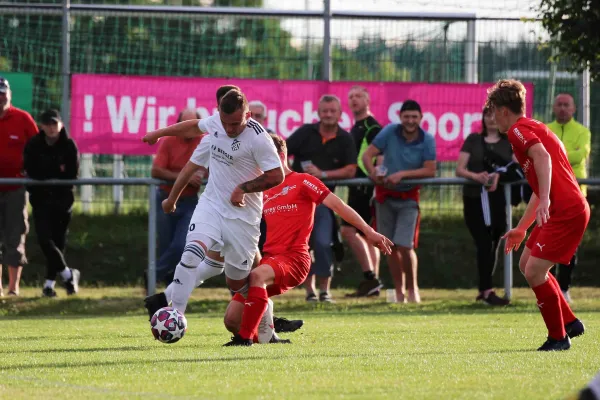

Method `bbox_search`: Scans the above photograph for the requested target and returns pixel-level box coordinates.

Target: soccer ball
[150,307,187,344]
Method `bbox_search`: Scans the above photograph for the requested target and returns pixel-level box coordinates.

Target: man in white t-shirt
[142,89,284,314]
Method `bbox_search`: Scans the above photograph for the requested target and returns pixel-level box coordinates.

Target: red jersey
[0,106,38,191]
[508,117,586,215]
[262,172,330,255]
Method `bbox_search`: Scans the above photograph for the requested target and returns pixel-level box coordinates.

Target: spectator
[361,100,436,303]
[343,86,383,298]
[0,76,38,297]
[547,93,592,303]
[249,100,274,133]
[455,106,511,306]
[286,95,357,302]
[24,109,81,297]
[151,108,205,284]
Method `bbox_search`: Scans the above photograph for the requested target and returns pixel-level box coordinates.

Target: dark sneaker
[64,269,80,295]
[537,335,571,351]
[566,318,585,339]
[268,332,291,344]
[483,291,510,306]
[319,292,335,303]
[223,334,252,347]
[42,287,57,298]
[306,292,318,302]
[273,316,303,333]
[345,279,384,298]
[144,292,168,321]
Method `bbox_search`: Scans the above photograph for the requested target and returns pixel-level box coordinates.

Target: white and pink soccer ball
[150,307,187,344]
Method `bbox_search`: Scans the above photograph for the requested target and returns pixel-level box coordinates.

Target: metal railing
[1,176,597,298]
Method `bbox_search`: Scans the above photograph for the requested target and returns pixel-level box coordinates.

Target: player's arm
[527,143,551,202]
[322,193,392,254]
[239,167,284,193]
[163,161,202,212]
[516,192,539,231]
[142,119,204,144]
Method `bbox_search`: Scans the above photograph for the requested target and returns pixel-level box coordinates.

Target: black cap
[400,100,422,114]
[39,109,62,124]
[0,77,9,94]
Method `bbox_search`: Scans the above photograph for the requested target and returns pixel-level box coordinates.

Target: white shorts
[187,198,259,280]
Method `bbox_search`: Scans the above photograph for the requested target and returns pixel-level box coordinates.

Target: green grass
[1,287,599,400]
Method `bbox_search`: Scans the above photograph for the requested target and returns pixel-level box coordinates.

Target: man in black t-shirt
[286,95,357,303]
[343,86,384,298]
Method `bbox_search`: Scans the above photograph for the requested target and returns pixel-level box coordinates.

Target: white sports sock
[257,298,274,344]
[44,280,56,289]
[171,265,196,314]
[60,268,72,281]
[164,257,225,304]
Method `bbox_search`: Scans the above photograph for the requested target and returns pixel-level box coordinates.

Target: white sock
[164,257,224,304]
[60,268,72,281]
[44,280,56,289]
[171,265,197,315]
[257,298,274,344]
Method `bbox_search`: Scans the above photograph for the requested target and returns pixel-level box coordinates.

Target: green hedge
[18,203,600,290]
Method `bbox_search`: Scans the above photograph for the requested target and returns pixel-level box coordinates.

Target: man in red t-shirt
[0,77,38,296]
[486,79,589,351]
[222,134,393,346]
[151,108,205,284]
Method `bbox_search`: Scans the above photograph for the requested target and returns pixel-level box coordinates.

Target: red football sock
[232,293,245,304]
[532,279,566,340]
[238,287,268,340]
[547,274,577,324]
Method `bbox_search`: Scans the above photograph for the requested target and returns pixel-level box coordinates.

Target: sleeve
[340,134,358,167]
[423,133,437,161]
[252,130,282,172]
[197,118,209,133]
[460,134,476,154]
[370,124,392,152]
[23,112,39,140]
[365,120,382,144]
[509,124,541,154]
[189,135,211,168]
[23,138,44,179]
[63,140,80,179]
[301,174,331,205]
[567,127,591,166]
[153,138,170,169]
[285,125,307,157]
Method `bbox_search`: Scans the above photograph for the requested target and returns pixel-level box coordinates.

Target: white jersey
[189,114,281,225]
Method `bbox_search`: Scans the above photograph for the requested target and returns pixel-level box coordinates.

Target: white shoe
[257,298,274,344]
[561,289,572,304]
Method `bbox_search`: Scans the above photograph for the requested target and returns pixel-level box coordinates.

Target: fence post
[147,183,157,296]
[503,183,513,300]
[61,0,71,129]
[465,20,477,83]
[113,155,124,214]
[322,0,332,81]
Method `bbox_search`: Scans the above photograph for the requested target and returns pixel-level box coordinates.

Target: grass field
[1,287,599,400]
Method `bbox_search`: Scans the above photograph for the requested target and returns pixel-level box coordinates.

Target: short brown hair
[216,85,240,104]
[269,133,286,154]
[486,79,527,115]
[219,89,248,115]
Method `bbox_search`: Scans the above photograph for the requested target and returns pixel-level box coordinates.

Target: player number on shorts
[189,223,195,232]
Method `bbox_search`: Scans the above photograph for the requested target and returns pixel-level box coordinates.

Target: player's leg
[237,264,276,341]
[224,293,245,334]
[556,251,576,302]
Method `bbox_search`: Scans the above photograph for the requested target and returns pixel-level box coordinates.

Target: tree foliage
[539,0,600,79]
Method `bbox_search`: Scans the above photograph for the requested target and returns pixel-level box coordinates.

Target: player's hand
[502,228,526,254]
[162,198,176,213]
[142,132,161,145]
[230,186,246,207]
[365,229,393,255]
[536,197,550,227]
[305,165,322,178]
[473,171,490,185]
[384,171,404,186]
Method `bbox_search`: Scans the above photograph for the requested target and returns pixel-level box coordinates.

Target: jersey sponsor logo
[264,185,297,205]
[263,203,298,215]
[513,127,527,145]
[522,159,532,174]
[211,144,234,161]
[231,138,241,151]
[303,179,323,195]
[9,135,19,140]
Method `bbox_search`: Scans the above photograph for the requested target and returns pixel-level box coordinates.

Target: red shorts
[262,251,311,297]
[526,203,590,265]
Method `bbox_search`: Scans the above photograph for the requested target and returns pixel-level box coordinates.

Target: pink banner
[71,75,534,160]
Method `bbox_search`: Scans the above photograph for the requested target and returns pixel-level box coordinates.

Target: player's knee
[523,265,540,284]
[179,242,206,269]
[227,277,248,293]
[248,268,269,288]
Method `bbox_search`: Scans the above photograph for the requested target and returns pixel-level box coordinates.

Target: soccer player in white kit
[142,89,284,313]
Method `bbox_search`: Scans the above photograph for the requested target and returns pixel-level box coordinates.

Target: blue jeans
[155,189,198,284]
[308,204,334,277]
